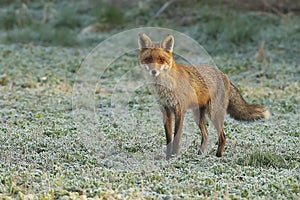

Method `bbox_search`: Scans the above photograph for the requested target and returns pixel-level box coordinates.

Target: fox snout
[141,63,169,77]
[150,69,158,76]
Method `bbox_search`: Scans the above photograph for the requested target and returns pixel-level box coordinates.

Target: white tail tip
[263,110,271,119]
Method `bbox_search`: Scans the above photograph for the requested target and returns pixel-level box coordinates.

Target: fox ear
[162,34,174,52]
[138,33,152,49]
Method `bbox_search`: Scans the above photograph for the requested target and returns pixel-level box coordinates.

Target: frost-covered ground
[0,1,299,199]
[0,41,299,199]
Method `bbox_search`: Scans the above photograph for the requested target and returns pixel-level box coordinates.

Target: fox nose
[151,70,157,75]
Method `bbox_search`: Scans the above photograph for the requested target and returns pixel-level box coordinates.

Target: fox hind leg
[207,100,227,157]
[216,128,226,157]
[211,110,226,157]
[193,107,208,155]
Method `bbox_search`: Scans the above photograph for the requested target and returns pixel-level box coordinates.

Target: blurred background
[0,0,299,61]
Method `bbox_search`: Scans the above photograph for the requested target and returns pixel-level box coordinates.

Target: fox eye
[143,57,153,63]
[159,57,165,64]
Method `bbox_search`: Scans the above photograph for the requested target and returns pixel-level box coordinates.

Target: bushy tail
[227,82,270,121]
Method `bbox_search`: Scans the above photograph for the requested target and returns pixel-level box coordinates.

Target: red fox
[138,33,270,159]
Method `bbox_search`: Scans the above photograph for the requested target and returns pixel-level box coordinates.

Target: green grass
[0,1,299,199]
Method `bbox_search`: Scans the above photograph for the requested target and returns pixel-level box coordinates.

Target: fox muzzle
[141,64,170,77]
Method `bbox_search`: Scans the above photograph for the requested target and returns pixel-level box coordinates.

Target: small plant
[239,150,288,169]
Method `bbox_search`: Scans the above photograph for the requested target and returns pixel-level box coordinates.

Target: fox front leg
[161,107,173,159]
[172,108,185,157]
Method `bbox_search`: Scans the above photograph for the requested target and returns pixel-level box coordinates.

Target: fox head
[138,33,174,77]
